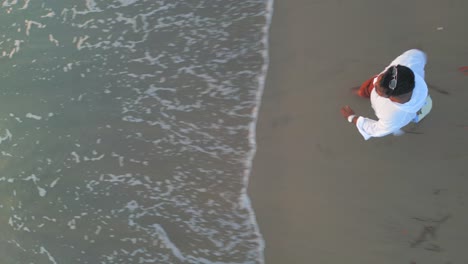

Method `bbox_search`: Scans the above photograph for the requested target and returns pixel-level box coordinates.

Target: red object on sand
[459,66,468,75]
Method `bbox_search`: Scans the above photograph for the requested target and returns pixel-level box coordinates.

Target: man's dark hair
[379,65,415,96]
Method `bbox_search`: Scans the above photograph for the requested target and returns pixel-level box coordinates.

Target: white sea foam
[76,35,89,50]
[25,20,46,36]
[69,152,80,163]
[40,247,58,264]
[25,113,42,120]
[241,0,274,263]
[85,0,100,12]
[0,129,12,144]
[48,34,59,46]
[50,177,60,188]
[37,186,46,197]
[2,0,18,7]
[19,0,30,9]
[117,0,139,7]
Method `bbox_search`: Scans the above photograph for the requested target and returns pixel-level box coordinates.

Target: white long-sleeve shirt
[356,49,429,140]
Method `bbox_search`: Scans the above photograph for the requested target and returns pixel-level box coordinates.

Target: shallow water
[0,0,272,263]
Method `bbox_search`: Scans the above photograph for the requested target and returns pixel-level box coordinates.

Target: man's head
[375,65,415,97]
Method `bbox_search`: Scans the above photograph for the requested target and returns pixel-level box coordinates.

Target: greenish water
[0,0,272,263]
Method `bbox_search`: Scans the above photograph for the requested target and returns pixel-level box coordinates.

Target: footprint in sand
[271,115,292,128]
[410,214,451,251]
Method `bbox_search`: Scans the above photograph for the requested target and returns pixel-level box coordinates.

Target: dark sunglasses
[389,66,398,90]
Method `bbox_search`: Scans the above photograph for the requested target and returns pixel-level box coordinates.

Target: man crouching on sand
[341,49,431,140]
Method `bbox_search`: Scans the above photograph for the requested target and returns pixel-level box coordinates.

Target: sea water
[0,0,273,263]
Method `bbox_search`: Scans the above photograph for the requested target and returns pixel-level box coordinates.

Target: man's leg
[357,75,377,98]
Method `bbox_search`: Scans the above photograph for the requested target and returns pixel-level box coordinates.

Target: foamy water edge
[242,0,274,263]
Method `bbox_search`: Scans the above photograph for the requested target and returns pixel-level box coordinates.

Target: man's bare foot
[351,86,371,98]
[351,86,360,96]
[351,86,369,98]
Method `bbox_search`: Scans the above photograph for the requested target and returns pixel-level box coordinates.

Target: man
[341,49,430,140]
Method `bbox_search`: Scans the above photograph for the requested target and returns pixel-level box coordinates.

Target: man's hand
[340,105,355,119]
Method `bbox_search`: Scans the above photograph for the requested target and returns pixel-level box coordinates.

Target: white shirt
[356,49,429,140]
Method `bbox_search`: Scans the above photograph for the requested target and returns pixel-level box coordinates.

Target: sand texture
[249,1,468,263]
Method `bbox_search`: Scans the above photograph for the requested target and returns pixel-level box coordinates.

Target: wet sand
[249,1,468,263]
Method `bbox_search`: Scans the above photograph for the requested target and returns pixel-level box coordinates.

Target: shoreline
[249,1,468,263]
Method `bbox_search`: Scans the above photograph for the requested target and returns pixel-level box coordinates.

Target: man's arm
[341,105,395,140]
[355,116,395,140]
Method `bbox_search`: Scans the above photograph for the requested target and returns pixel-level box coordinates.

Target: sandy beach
[249,1,468,264]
